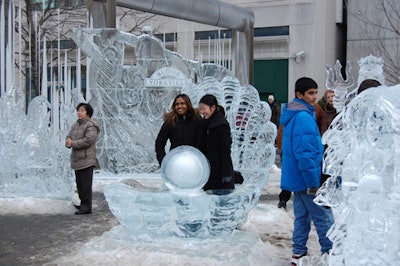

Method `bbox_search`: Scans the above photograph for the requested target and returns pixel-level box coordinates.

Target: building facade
[139,0,346,103]
[2,0,348,104]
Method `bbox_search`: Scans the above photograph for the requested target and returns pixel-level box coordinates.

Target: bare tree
[14,0,159,97]
[118,6,159,35]
[16,0,87,96]
[347,0,400,84]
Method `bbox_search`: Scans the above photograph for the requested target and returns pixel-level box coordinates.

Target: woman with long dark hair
[155,94,200,165]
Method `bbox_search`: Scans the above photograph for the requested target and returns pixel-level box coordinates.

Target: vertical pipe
[18,0,22,89]
[107,0,116,28]
[6,0,14,91]
[76,47,81,100]
[64,51,68,103]
[0,0,4,95]
[57,8,61,94]
[6,1,14,90]
[41,36,47,100]
[232,19,253,85]
[208,36,211,63]
[228,37,231,71]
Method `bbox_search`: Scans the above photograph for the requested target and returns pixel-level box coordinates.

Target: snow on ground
[0,165,322,265]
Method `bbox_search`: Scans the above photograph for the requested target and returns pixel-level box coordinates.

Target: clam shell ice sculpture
[72,28,277,238]
[103,77,277,238]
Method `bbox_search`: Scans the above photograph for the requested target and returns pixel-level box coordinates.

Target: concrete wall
[347,0,400,86]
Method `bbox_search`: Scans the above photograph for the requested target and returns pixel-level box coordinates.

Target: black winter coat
[197,110,234,191]
[268,101,281,128]
[155,112,200,165]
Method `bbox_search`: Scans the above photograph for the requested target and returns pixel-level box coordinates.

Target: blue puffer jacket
[279,98,323,192]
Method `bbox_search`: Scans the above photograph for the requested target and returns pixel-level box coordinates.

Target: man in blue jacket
[280,77,334,265]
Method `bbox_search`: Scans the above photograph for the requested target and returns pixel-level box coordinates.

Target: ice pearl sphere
[161,146,210,193]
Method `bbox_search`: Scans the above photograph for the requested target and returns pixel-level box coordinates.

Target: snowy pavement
[0,164,321,266]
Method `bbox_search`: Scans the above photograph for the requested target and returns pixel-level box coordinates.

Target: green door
[253,60,288,104]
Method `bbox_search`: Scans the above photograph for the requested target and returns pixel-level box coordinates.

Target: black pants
[75,166,94,212]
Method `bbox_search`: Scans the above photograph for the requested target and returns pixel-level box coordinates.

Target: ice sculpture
[344,55,386,105]
[356,55,386,86]
[104,75,277,237]
[325,60,354,113]
[314,85,400,265]
[71,28,234,173]
[0,87,73,199]
[317,55,386,207]
[72,27,277,237]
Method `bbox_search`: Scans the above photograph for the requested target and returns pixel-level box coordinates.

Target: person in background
[267,94,281,129]
[197,94,234,194]
[319,79,381,188]
[155,94,200,165]
[345,78,382,104]
[318,89,337,136]
[280,77,334,265]
[66,103,100,215]
[357,79,381,94]
[318,89,337,185]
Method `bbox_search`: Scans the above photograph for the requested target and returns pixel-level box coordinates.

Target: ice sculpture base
[53,225,270,265]
[104,176,265,238]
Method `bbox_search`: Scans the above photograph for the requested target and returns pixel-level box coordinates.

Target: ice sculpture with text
[71,28,236,173]
[72,28,276,237]
[104,75,276,237]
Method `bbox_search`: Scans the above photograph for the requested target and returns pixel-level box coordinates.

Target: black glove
[233,170,244,184]
[307,187,319,196]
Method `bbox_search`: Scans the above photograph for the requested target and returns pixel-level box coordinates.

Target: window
[254,26,289,37]
[194,30,232,41]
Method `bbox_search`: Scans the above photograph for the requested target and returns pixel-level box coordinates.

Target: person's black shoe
[277,200,287,210]
[75,210,91,215]
[74,205,80,210]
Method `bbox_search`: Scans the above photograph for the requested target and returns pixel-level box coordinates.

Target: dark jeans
[75,166,94,212]
[292,191,334,254]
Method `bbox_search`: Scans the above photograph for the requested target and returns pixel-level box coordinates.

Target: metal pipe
[107,0,116,28]
[116,0,254,30]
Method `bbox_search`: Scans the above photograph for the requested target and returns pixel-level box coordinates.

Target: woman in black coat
[197,94,234,193]
[155,94,200,165]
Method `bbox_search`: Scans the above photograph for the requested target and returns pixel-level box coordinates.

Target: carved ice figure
[71,27,276,238]
[105,76,277,238]
[357,55,385,86]
[71,28,234,173]
[313,85,400,265]
[345,55,386,104]
[0,87,73,199]
[317,55,388,208]
[325,60,354,113]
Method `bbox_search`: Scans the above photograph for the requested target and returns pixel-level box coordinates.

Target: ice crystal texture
[314,85,400,265]
[73,28,277,237]
[0,87,73,199]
